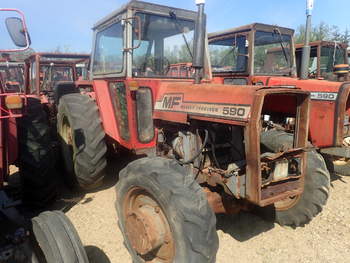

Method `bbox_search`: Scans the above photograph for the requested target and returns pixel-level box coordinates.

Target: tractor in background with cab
[207,1,350,177]
[295,41,349,82]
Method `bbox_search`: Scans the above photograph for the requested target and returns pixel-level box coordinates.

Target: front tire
[32,210,89,263]
[57,94,107,190]
[116,157,219,263]
[261,130,330,227]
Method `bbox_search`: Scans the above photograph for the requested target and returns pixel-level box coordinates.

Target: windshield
[0,64,24,92]
[40,65,73,90]
[132,12,195,78]
[254,30,292,75]
[209,35,248,73]
[320,46,346,75]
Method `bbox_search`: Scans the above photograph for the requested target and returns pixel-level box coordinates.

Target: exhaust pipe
[193,0,206,84]
[300,0,314,80]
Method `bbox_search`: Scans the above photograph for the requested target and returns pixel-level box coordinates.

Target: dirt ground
[63,158,350,263]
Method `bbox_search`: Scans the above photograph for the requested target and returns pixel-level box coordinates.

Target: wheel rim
[123,187,175,262]
[60,116,74,173]
[274,194,301,211]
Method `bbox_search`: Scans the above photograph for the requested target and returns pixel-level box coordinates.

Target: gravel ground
[64,160,350,263]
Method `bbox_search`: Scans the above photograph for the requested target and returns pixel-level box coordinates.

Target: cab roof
[295,40,348,50]
[93,0,198,30]
[208,23,294,40]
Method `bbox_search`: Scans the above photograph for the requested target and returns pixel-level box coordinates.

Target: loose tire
[57,94,107,190]
[32,210,89,263]
[261,129,330,227]
[116,157,219,263]
[333,161,350,176]
[18,98,57,206]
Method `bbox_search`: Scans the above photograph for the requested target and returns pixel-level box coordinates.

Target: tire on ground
[57,93,107,190]
[32,210,89,263]
[116,157,219,263]
[333,162,350,176]
[18,97,57,206]
[260,129,330,227]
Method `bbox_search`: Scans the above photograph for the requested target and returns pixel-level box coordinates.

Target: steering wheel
[142,56,170,76]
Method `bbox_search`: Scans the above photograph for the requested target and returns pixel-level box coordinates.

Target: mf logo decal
[155,94,251,120]
[310,92,338,101]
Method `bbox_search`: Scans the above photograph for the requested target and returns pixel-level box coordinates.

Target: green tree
[295,22,349,44]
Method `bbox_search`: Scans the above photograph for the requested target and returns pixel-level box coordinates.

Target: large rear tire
[57,94,107,190]
[32,210,89,263]
[18,98,57,207]
[261,129,330,227]
[116,157,219,263]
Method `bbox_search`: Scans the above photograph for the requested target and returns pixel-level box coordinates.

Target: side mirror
[6,17,30,47]
[0,8,30,52]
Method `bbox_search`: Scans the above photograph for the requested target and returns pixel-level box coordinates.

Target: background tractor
[24,53,90,154]
[207,0,350,177]
[0,8,89,263]
[55,0,329,262]
[295,41,349,81]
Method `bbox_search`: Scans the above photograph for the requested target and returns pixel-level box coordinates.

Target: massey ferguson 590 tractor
[295,41,349,81]
[207,4,350,178]
[0,9,89,263]
[56,0,329,261]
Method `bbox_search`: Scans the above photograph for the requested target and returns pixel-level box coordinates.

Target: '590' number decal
[222,107,246,117]
[311,92,338,101]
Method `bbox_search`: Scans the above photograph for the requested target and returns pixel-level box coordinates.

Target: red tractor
[208,22,350,170]
[167,62,193,77]
[295,41,349,81]
[0,60,25,93]
[56,0,329,261]
[0,9,89,263]
[24,53,90,145]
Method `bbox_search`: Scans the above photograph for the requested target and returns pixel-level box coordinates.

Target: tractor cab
[25,52,90,96]
[295,41,349,81]
[0,61,25,92]
[91,1,211,81]
[208,23,295,85]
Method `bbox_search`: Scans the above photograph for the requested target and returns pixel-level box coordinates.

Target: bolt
[155,206,160,213]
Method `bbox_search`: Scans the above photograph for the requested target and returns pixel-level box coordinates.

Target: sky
[1,0,349,53]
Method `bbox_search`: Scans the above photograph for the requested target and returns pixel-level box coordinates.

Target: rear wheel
[261,129,330,227]
[116,157,218,263]
[18,98,57,207]
[32,210,88,263]
[57,94,107,190]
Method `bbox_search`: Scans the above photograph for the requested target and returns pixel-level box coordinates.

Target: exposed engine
[156,111,301,203]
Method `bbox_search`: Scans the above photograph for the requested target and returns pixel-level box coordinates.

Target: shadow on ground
[85,246,111,263]
[216,209,275,242]
[51,150,139,213]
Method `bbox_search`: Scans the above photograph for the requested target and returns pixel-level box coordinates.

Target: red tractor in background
[24,53,90,142]
[0,9,89,263]
[167,62,193,77]
[208,22,350,174]
[294,41,349,81]
[55,0,329,261]
[0,59,25,93]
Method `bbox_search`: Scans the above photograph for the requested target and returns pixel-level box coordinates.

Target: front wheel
[57,94,107,190]
[116,157,218,263]
[32,210,89,263]
[261,130,330,227]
